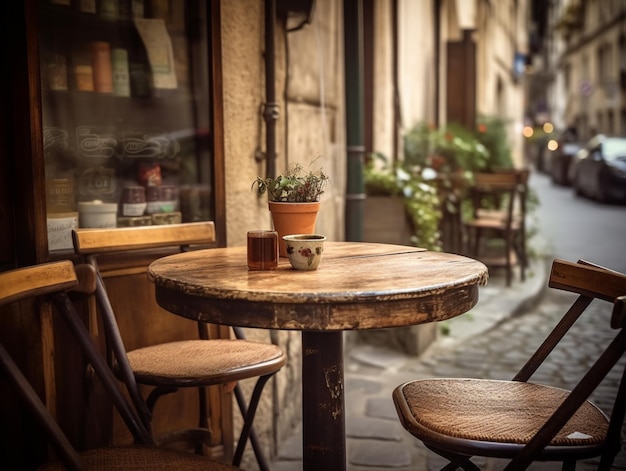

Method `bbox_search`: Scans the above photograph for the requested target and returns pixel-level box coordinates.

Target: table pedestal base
[302,331,346,471]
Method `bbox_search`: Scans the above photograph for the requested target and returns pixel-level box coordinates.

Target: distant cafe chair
[463,168,529,286]
[0,260,242,470]
[72,222,287,470]
[393,259,626,471]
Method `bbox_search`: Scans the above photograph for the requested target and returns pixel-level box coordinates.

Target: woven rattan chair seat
[122,339,285,386]
[398,378,608,446]
[38,445,241,470]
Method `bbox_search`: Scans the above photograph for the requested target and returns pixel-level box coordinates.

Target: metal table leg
[301,331,346,471]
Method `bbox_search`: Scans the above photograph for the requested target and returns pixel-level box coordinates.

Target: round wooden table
[148,242,488,470]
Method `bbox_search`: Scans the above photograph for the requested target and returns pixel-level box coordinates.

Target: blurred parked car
[571,135,626,203]
[549,141,582,185]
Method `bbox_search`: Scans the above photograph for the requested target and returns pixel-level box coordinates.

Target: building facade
[538,0,626,139]
[0,0,530,468]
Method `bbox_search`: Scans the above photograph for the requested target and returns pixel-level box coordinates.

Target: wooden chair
[72,222,287,470]
[393,259,626,471]
[0,260,241,470]
[463,169,529,286]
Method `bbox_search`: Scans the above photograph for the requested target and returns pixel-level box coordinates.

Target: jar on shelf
[112,48,131,97]
[44,50,68,91]
[72,51,94,92]
[46,177,76,213]
[121,186,147,216]
[90,41,113,93]
[137,161,162,187]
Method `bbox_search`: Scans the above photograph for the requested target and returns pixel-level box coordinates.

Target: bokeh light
[547,139,559,151]
[522,126,534,138]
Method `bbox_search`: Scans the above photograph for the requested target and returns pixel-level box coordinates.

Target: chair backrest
[71,221,217,430]
[0,261,154,471]
[510,259,626,468]
[470,171,520,222]
[493,167,530,212]
[72,221,216,254]
[0,260,78,305]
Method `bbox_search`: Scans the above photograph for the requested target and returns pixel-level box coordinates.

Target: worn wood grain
[549,259,626,303]
[0,260,77,306]
[148,242,488,331]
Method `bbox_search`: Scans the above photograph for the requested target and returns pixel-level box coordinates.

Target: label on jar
[122,185,145,204]
[123,202,147,216]
[46,178,76,213]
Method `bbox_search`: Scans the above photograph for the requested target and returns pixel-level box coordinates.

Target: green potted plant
[364,153,442,251]
[253,162,329,256]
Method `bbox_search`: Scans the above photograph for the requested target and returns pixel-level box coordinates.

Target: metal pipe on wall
[433,0,441,127]
[344,0,365,242]
[264,0,278,178]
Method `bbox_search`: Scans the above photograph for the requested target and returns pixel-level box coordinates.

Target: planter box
[362,196,412,245]
[346,196,438,356]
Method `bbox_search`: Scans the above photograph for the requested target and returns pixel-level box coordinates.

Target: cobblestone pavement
[270,258,626,471]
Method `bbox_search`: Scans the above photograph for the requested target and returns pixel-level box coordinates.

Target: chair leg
[196,385,209,455]
[146,386,178,412]
[232,376,273,471]
[504,235,512,287]
[517,232,527,282]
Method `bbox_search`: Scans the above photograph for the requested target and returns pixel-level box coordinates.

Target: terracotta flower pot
[268,201,320,257]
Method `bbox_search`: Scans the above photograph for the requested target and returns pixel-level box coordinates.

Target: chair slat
[611,296,626,329]
[549,259,626,303]
[0,260,77,306]
[72,221,216,254]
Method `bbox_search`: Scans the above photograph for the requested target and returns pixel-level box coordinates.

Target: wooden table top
[147,242,489,331]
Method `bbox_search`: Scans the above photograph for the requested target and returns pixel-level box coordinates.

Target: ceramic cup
[282,234,326,271]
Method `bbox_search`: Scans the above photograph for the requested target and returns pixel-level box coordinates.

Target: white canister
[78,200,118,228]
